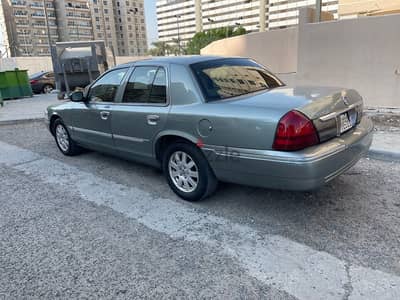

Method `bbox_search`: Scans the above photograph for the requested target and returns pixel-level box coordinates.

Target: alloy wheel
[168,151,199,193]
[55,124,69,152]
[43,85,53,94]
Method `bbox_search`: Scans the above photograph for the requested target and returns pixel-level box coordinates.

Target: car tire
[53,119,81,156]
[162,142,218,201]
[42,84,53,94]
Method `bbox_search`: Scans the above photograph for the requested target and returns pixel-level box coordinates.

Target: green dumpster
[0,69,33,100]
[0,89,3,107]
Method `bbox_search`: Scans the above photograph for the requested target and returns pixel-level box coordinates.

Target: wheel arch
[49,113,61,136]
[154,131,200,163]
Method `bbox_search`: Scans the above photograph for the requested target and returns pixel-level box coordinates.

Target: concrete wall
[296,13,400,107]
[0,57,53,74]
[0,56,150,75]
[201,28,298,74]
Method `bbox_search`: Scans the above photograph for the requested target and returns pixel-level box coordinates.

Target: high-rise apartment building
[157,0,338,45]
[0,0,147,57]
[90,0,147,56]
[157,0,266,44]
[0,0,60,56]
[339,0,400,18]
[54,0,93,41]
[268,0,338,29]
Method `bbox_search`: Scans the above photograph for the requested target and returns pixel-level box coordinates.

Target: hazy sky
[144,0,159,47]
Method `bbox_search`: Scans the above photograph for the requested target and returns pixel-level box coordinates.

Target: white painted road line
[1,140,399,300]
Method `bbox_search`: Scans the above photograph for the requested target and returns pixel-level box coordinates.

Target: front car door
[110,64,170,161]
[70,67,129,151]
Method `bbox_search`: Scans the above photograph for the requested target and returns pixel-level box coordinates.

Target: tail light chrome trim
[319,100,363,122]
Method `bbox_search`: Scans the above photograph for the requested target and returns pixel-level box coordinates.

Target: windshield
[190,58,284,101]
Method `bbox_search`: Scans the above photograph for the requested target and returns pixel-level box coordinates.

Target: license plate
[339,113,354,133]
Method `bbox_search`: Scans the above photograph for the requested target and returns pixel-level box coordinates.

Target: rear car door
[111,65,169,159]
[71,67,129,151]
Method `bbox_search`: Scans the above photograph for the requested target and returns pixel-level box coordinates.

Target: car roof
[114,55,243,69]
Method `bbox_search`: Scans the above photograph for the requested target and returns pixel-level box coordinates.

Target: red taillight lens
[30,79,38,84]
[273,110,319,151]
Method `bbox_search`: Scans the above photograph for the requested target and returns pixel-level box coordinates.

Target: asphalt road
[0,121,399,299]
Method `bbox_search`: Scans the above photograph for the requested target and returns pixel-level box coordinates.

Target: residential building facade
[54,0,93,42]
[156,0,339,45]
[90,0,147,56]
[1,0,60,56]
[0,0,147,57]
[339,0,400,18]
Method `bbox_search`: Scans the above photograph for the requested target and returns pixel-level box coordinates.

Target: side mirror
[69,91,85,102]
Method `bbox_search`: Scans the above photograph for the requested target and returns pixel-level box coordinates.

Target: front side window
[88,68,128,102]
[190,58,284,101]
[122,66,167,104]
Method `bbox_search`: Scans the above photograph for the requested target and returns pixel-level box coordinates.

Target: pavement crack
[10,157,42,168]
[343,261,354,300]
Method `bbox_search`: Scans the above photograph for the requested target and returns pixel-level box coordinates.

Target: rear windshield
[29,71,47,79]
[190,58,284,101]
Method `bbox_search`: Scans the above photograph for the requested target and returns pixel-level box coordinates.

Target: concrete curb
[0,117,44,126]
[367,148,400,162]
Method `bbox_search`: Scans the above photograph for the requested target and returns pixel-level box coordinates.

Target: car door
[71,67,129,151]
[110,65,170,159]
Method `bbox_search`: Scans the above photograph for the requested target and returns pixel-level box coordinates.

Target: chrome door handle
[100,111,110,120]
[147,114,160,125]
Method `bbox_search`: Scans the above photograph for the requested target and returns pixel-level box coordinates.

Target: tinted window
[122,66,166,104]
[29,71,47,79]
[191,58,284,101]
[89,68,128,102]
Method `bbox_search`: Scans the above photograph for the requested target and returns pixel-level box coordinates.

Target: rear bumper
[203,116,373,191]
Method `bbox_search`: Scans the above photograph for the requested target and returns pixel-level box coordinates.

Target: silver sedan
[46,56,373,201]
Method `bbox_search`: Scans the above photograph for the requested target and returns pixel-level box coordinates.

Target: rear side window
[122,66,167,104]
[191,58,284,101]
[89,68,128,102]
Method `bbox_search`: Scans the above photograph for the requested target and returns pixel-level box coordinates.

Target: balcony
[14,13,28,17]
[11,1,26,7]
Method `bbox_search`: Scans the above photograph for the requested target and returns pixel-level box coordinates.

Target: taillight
[30,79,38,84]
[273,110,319,151]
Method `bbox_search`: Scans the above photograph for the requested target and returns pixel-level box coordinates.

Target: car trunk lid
[287,86,364,142]
[264,86,364,142]
[221,85,364,144]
